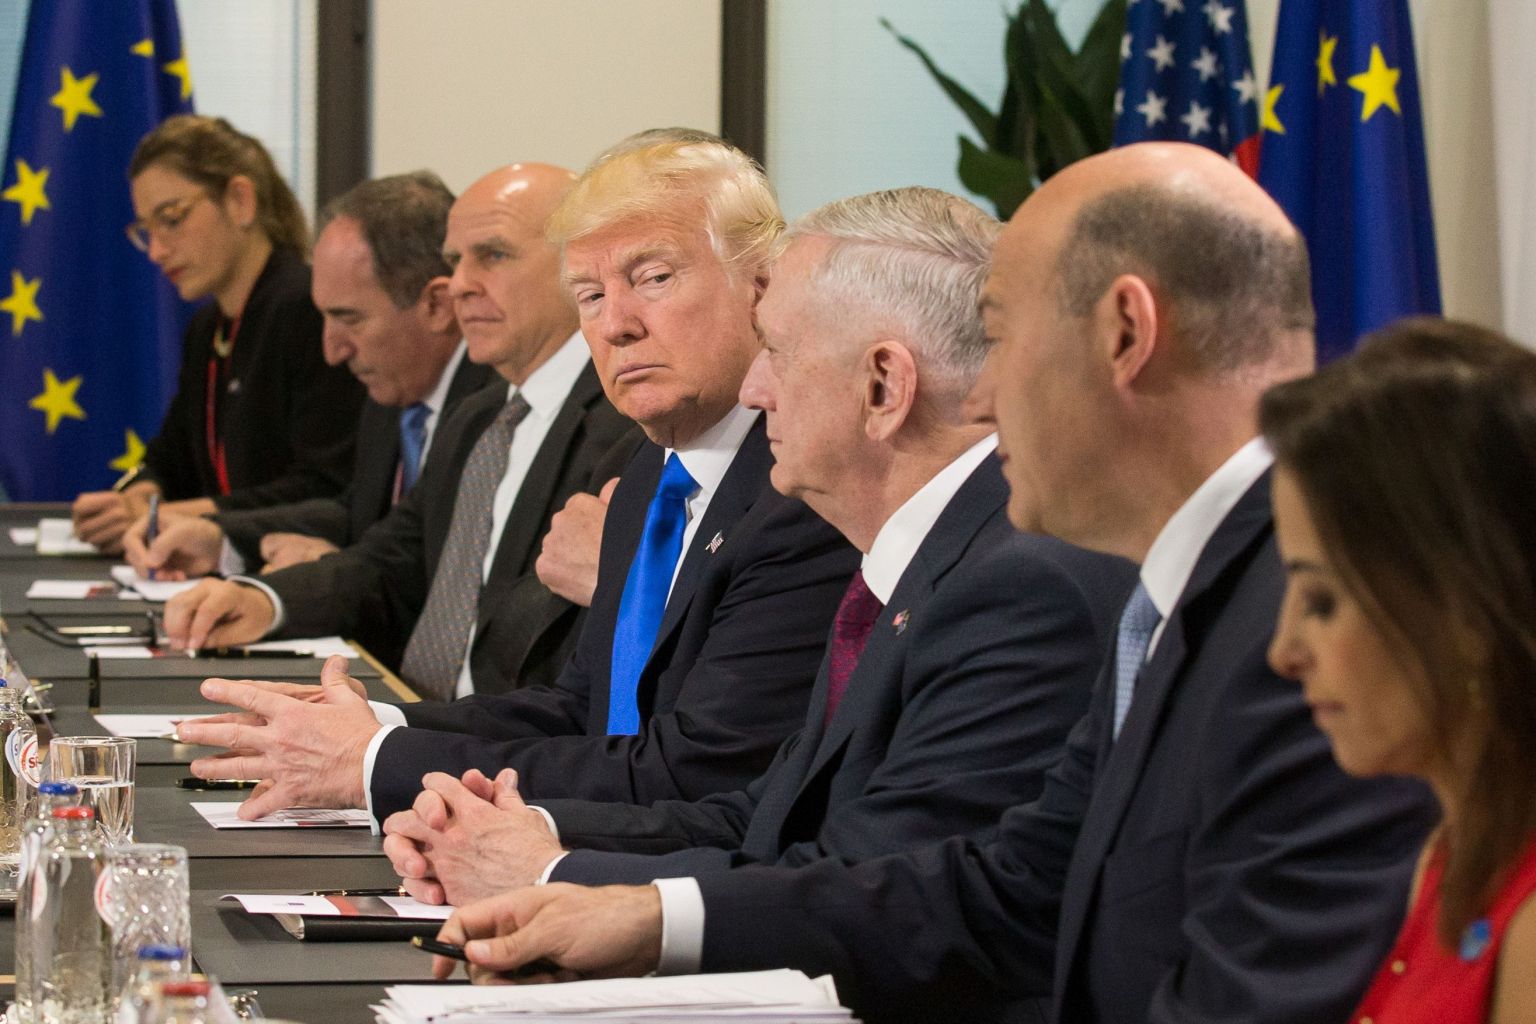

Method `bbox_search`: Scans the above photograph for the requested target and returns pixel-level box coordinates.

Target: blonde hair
[547,139,783,278]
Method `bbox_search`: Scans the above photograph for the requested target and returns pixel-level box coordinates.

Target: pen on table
[144,493,160,581]
[191,647,316,659]
[307,887,408,897]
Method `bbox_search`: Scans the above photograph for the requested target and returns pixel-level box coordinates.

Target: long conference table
[0,503,455,1023]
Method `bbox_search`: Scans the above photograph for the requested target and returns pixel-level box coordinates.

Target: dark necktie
[400,393,532,698]
[823,570,883,725]
[397,402,430,496]
[1112,581,1161,739]
[607,454,698,734]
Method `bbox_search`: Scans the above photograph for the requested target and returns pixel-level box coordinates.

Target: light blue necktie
[1112,582,1162,739]
[398,402,431,495]
[607,454,698,734]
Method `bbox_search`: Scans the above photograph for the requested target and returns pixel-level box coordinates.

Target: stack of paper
[375,970,854,1023]
[192,803,372,829]
[109,565,200,601]
[35,518,97,555]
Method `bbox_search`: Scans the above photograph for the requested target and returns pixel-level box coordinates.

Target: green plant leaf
[1020,0,1105,154]
[882,18,999,147]
[1075,0,1128,143]
[957,135,1034,219]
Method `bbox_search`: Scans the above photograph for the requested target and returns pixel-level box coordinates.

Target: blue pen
[145,493,160,581]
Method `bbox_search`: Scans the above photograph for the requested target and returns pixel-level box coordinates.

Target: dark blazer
[369,417,861,820]
[216,354,496,562]
[139,248,365,510]
[687,473,1438,1024]
[540,457,1135,885]
[265,361,634,693]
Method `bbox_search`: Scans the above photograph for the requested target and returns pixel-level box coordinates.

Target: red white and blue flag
[1113,0,1262,176]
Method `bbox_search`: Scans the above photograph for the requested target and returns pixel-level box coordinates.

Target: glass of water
[48,736,136,844]
[105,844,190,1001]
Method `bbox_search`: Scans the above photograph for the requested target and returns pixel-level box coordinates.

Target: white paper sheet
[192,802,371,829]
[9,527,38,545]
[26,579,117,599]
[93,713,210,739]
[221,893,454,920]
[35,518,98,555]
[109,565,199,602]
[375,971,850,1023]
[82,636,358,660]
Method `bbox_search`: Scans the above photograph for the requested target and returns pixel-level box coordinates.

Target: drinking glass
[47,736,136,844]
[105,844,191,1001]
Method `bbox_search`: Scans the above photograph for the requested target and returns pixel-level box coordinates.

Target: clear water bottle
[27,806,112,1024]
[0,682,30,892]
[116,945,188,1024]
[14,782,82,1024]
[136,980,216,1024]
[0,643,44,820]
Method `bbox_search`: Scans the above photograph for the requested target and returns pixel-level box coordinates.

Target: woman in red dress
[1262,317,1536,1024]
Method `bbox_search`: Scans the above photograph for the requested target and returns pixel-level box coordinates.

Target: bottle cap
[51,806,93,820]
[38,781,79,796]
[136,944,186,961]
[160,981,210,998]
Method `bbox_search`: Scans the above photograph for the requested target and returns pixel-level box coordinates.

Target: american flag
[1113,0,1262,175]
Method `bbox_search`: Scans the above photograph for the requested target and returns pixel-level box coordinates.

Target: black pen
[145,494,159,581]
[411,936,467,960]
[306,887,407,897]
[175,777,259,791]
[191,647,317,659]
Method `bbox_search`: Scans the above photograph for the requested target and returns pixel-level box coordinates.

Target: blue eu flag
[0,0,194,500]
[1258,0,1440,363]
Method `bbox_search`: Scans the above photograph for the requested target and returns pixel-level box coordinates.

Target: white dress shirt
[652,433,999,973]
[363,402,761,830]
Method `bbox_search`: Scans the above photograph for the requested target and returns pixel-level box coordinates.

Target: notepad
[192,803,371,829]
[110,565,200,602]
[83,637,359,659]
[374,970,852,1023]
[9,527,38,545]
[95,713,210,739]
[35,518,98,555]
[26,579,117,599]
[222,894,454,920]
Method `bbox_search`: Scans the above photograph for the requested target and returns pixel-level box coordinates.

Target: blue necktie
[607,454,698,734]
[1112,582,1162,740]
[398,402,431,495]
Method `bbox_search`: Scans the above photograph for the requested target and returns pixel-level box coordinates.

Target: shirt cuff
[652,877,705,974]
[217,538,247,577]
[228,574,284,634]
[536,850,569,885]
[369,701,409,728]
[361,723,399,835]
[528,804,560,844]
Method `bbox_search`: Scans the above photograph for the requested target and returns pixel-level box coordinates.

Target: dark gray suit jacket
[264,362,635,694]
[367,418,862,820]
[539,456,1135,886]
[216,355,496,562]
[683,472,1438,1024]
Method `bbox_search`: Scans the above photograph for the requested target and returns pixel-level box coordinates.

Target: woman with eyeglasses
[70,114,362,551]
[1263,317,1536,1024]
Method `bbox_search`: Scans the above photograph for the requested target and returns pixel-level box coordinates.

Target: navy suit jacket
[265,362,635,693]
[369,416,860,819]
[541,457,1135,886]
[216,355,497,561]
[687,472,1438,1024]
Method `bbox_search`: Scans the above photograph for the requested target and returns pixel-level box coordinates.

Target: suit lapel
[1054,472,1275,998]
[479,363,605,627]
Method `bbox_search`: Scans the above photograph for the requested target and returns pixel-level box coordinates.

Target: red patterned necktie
[824,570,883,725]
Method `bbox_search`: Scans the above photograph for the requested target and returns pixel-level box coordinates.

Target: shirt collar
[420,340,468,415]
[1140,436,1274,618]
[862,434,999,604]
[667,404,761,502]
[507,331,590,418]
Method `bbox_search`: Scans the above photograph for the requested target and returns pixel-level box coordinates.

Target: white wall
[369,0,722,192]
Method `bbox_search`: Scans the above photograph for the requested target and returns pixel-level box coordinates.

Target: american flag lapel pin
[706,531,724,554]
[892,610,910,634]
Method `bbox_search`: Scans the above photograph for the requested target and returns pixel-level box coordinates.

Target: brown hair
[1261,316,1536,946]
[129,114,309,254]
[317,170,455,308]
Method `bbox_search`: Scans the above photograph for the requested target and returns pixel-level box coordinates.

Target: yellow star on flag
[131,39,155,57]
[109,429,147,472]
[1261,84,1286,135]
[2,159,50,225]
[0,270,42,336]
[50,66,104,132]
[162,50,193,101]
[1348,44,1402,122]
[1316,32,1339,94]
[29,368,85,434]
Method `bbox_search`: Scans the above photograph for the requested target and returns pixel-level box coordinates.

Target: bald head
[444,163,580,383]
[1002,142,1315,376]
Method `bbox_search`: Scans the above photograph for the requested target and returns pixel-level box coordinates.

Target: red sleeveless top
[1351,839,1536,1024]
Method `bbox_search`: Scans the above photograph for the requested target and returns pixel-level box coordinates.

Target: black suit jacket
[541,457,1135,886]
[687,472,1438,1024]
[265,361,634,693]
[216,355,496,561]
[369,417,861,820]
[139,248,365,509]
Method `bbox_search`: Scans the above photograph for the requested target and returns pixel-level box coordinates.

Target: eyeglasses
[125,193,208,252]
